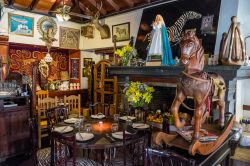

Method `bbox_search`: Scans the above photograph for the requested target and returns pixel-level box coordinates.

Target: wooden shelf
[93,60,118,115]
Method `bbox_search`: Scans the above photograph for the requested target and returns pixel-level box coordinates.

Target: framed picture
[70,58,80,80]
[112,22,130,42]
[82,68,86,77]
[83,58,93,67]
[81,25,94,38]
[59,27,80,49]
[8,13,34,37]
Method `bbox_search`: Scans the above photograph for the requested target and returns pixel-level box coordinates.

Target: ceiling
[4,0,166,23]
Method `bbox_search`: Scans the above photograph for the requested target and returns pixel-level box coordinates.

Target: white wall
[214,0,239,56]
[237,0,250,56]
[0,7,83,49]
[82,9,143,50]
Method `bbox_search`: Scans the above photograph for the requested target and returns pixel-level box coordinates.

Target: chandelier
[55,4,71,22]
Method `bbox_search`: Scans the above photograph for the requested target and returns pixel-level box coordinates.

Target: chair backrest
[51,131,76,166]
[122,128,150,166]
[64,95,81,116]
[37,97,58,148]
[46,106,69,129]
[144,147,196,166]
[36,90,49,100]
[89,102,111,115]
[37,97,58,111]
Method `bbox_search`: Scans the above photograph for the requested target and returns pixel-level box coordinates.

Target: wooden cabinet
[0,96,30,161]
[93,60,118,114]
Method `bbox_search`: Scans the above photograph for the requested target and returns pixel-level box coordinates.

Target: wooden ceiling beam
[48,0,62,14]
[106,0,119,11]
[84,0,107,15]
[12,0,33,9]
[32,0,56,13]
[79,1,93,16]
[124,0,134,7]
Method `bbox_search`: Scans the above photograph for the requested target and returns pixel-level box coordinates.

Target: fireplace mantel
[107,65,250,80]
[107,65,250,114]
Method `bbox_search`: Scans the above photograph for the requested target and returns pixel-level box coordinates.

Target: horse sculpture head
[180,30,204,73]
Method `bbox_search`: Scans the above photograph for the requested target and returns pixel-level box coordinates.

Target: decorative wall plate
[37,16,57,37]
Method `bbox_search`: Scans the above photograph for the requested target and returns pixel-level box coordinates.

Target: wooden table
[56,117,150,164]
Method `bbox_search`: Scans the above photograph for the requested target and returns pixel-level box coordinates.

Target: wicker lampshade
[60,71,69,81]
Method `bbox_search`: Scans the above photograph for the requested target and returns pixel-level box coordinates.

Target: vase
[121,54,132,66]
[133,107,145,122]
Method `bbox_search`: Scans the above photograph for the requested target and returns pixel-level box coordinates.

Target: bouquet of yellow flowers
[124,81,155,108]
[114,45,136,66]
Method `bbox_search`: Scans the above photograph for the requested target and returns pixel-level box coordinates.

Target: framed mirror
[37,16,57,37]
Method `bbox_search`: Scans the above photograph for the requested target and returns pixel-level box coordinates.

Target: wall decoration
[200,15,214,34]
[37,16,57,37]
[9,43,69,81]
[70,58,80,79]
[112,22,130,42]
[37,16,57,47]
[81,25,94,38]
[135,0,221,59]
[8,13,34,37]
[59,27,80,49]
[83,58,93,67]
[82,68,86,77]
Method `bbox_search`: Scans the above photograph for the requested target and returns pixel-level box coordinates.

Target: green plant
[124,81,155,108]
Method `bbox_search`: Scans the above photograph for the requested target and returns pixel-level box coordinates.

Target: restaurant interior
[0,0,250,165]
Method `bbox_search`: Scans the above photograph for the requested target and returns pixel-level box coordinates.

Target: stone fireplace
[107,65,250,121]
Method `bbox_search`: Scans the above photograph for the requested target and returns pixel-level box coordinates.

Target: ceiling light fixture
[56,13,70,22]
[55,0,71,22]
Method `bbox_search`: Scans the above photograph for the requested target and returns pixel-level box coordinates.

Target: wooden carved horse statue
[170,30,227,154]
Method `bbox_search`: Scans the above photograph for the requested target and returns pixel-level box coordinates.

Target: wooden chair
[64,95,81,117]
[51,131,101,166]
[89,102,111,116]
[46,106,69,131]
[28,118,51,166]
[106,128,150,166]
[36,90,49,100]
[144,147,196,166]
[37,97,58,148]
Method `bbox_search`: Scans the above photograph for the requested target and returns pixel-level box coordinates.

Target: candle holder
[98,121,103,127]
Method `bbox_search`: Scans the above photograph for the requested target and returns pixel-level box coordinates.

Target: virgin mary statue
[147,14,175,65]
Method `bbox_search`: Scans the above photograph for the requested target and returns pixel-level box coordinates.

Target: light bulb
[63,14,70,21]
[56,14,64,22]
